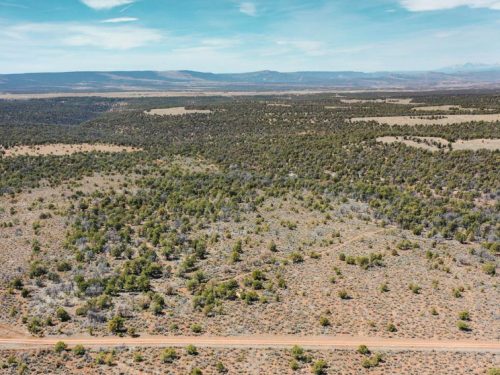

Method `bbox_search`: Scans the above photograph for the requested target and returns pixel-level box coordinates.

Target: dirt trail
[0,334,498,353]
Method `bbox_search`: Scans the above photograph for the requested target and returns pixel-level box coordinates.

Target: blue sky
[0,0,499,73]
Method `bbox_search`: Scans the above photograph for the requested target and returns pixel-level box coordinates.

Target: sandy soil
[0,334,498,353]
[377,136,500,151]
[0,173,134,274]
[341,98,415,105]
[145,107,212,116]
[412,105,481,112]
[1,144,140,157]
[266,103,292,107]
[351,113,500,125]
[453,139,500,151]
[1,346,497,375]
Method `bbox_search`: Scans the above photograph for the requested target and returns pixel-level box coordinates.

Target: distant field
[377,136,500,151]
[1,143,141,157]
[352,113,500,125]
[145,107,213,116]
[0,90,334,100]
[411,105,480,112]
[341,98,416,105]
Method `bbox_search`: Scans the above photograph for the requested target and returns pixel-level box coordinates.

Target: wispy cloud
[4,22,162,50]
[239,2,257,16]
[119,3,135,12]
[275,40,326,56]
[80,0,136,11]
[400,0,500,11]
[101,17,138,23]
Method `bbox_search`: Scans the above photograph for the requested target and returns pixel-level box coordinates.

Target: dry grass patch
[351,114,500,126]
[452,139,500,151]
[0,343,497,374]
[266,103,292,107]
[1,144,140,157]
[144,107,212,116]
[377,137,500,152]
[412,105,483,112]
[341,98,415,105]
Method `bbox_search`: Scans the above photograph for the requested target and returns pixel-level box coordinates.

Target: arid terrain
[351,113,500,126]
[1,144,141,157]
[145,107,213,116]
[0,92,498,374]
[376,136,500,151]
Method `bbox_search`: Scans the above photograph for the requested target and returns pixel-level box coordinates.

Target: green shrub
[361,353,383,368]
[290,252,304,263]
[269,241,277,252]
[386,323,397,332]
[216,361,227,373]
[291,345,306,362]
[319,316,330,327]
[458,311,470,321]
[311,359,328,375]
[357,345,370,355]
[338,289,349,299]
[73,345,85,356]
[190,323,202,333]
[108,315,125,334]
[161,348,177,363]
[457,321,471,331]
[482,262,496,276]
[409,283,421,294]
[186,344,198,355]
[56,307,71,322]
[54,341,67,353]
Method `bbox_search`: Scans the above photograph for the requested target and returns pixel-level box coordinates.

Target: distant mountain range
[2,65,500,93]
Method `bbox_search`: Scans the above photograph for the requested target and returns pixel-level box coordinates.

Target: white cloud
[64,25,161,49]
[101,17,138,23]
[275,40,326,56]
[80,0,135,10]
[4,22,162,50]
[239,2,257,16]
[400,0,500,11]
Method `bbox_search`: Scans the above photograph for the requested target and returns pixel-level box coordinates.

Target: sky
[0,0,500,73]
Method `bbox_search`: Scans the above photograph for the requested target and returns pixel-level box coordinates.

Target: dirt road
[0,334,498,353]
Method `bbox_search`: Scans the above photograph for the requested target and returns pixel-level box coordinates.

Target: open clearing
[1,143,141,157]
[376,137,500,151]
[145,107,212,116]
[411,105,482,112]
[341,98,415,105]
[0,90,339,100]
[351,113,500,125]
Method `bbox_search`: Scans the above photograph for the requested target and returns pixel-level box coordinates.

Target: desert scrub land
[411,105,486,112]
[144,107,213,116]
[350,113,500,125]
[3,163,497,340]
[0,92,499,374]
[340,98,416,105]
[376,136,500,152]
[1,144,141,157]
[0,346,498,374]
